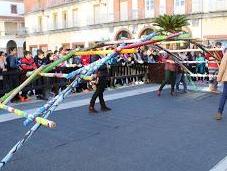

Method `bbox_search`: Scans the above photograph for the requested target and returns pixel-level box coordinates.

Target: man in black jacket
[89,64,111,113]
[6,47,21,102]
[34,49,49,100]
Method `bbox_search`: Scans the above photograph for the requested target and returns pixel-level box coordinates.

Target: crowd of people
[0,42,224,103]
[157,42,224,96]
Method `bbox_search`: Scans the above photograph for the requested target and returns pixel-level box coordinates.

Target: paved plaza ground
[0,84,226,171]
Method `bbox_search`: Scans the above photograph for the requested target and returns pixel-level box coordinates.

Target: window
[140,28,154,38]
[145,0,154,18]
[62,11,68,28]
[53,13,58,29]
[72,9,78,27]
[116,30,131,40]
[159,0,166,15]
[146,0,154,11]
[38,16,42,32]
[192,0,202,13]
[11,4,17,14]
[175,0,185,6]
[37,0,41,8]
[120,0,128,21]
[94,4,101,24]
[215,0,227,11]
[174,0,185,14]
[132,0,138,20]
[191,19,199,27]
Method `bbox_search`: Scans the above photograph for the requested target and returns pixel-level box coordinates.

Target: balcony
[46,0,91,9]
[1,27,27,36]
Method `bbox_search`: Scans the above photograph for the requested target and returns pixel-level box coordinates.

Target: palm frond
[153,14,189,33]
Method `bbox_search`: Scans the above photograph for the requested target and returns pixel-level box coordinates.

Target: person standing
[6,47,21,102]
[34,50,49,100]
[6,47,19,71]
[175,52,188,93]
[0,51,7,97]
[175,65,187,93]
[89,64,111,113]
[215,48,227,120]
[20,51,37,101]
[195,52,206,82]
[20,51,37,71]
[157,55,177,96]
[206,42,223,93]
[34,49,48,67]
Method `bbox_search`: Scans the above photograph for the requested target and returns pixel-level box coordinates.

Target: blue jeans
[218,82,227,114]
[209,68,218,89]
[175,73,187,91]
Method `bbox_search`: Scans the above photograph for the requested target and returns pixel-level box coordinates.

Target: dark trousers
[36,78,49,98]
[218,82,227,114]
[159,70,176,93]
[90,85,106,108]
[10,72,20,100]
[0,80,3,97]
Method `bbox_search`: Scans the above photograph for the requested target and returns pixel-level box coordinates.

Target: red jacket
[81,55,90,66]
[205,50,223,69]
[20,57,37,71]
[164,57,176,72]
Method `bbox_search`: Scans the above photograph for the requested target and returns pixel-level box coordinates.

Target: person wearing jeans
[216,50,227,120]
[175,66,187,93]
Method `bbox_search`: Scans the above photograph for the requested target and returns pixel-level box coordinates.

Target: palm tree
[153,14,189,34]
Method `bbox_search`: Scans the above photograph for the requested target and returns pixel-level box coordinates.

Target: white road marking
[210,156,227,171]
[0,85,161,123]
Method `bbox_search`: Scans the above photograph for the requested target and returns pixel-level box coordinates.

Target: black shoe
[36,95,42,100]
[101,107,111,112]
[37,95,48,100]
[89,106,98,113]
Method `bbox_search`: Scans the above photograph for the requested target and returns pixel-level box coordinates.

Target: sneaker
[89,106,98,113]
[139,81,144,85]
[36,95,43,100]
[215,112,222,120]
[101,107,111,112]
[170,92,177,96]
[208,85,219,93]
[176,89,180,93]
[210,90,220,94]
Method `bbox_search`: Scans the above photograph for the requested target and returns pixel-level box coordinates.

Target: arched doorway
[139,28,154,38]
[6,40,17,54]
[115,30,132,40]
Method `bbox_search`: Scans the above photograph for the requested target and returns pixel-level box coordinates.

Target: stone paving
[0,84,226,171]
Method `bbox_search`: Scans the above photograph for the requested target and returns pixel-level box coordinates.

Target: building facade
[0,0,25,56]
[24,0,227,53]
